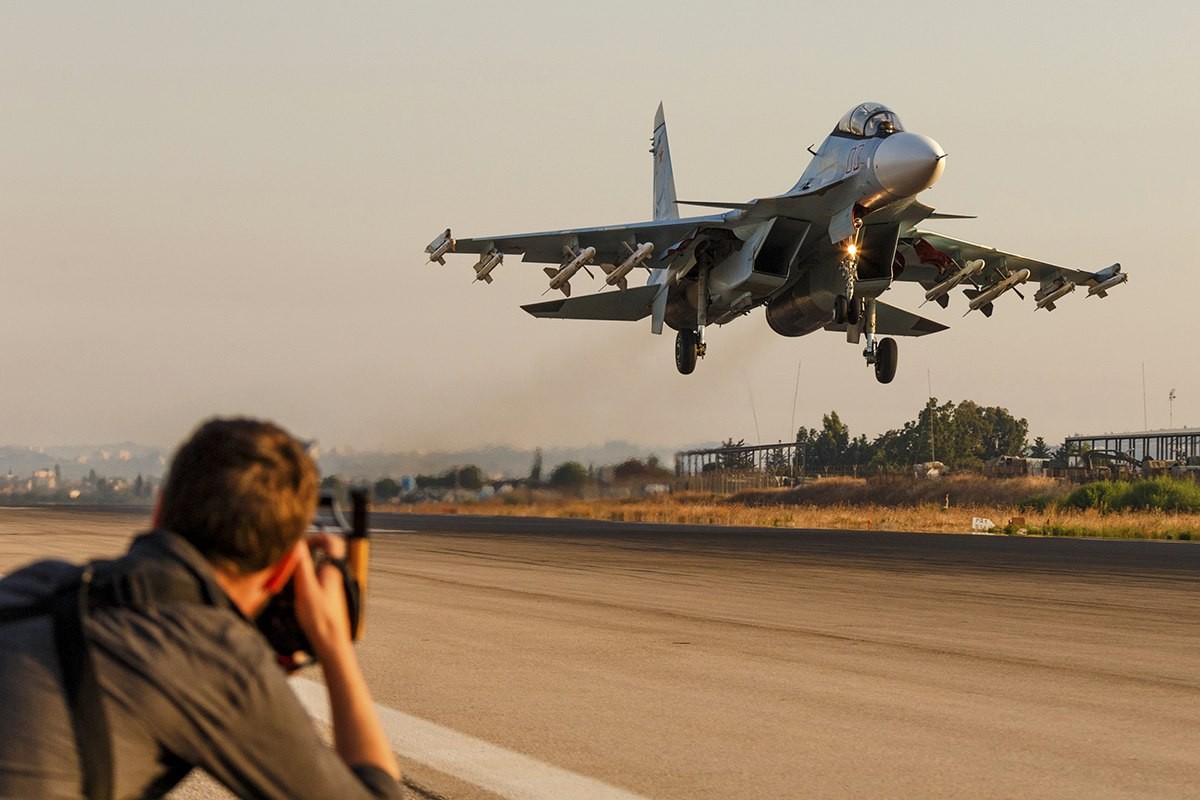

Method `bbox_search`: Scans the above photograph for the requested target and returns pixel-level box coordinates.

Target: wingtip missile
[1087,265,1127,298]
[425,228,455,265]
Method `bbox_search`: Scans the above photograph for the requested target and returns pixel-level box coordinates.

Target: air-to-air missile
[543,246,597,297]
[923,258,985,308]
[425,229,455,265]
[601,242,655,291]
[472,250,503,284]
[966,268,1030,316]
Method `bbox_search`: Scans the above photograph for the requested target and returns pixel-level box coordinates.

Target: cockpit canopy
[836,103,904,138]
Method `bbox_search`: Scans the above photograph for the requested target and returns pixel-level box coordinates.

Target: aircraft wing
[824,301,948,337]
[902,230,1124,295]
[451,214,729,266]
[521,283,661,321]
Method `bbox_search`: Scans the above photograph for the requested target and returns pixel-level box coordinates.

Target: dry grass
[385,478,1200,540]
[736,474,1067,509]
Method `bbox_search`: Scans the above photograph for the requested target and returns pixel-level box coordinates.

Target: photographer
[0,418,401,799]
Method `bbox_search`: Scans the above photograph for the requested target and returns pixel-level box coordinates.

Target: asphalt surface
[3,509,1198,798]
[359,514,1200,799]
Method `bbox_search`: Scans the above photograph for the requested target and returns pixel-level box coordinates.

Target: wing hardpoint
[907,231,1123,291]
[450,216,726,266]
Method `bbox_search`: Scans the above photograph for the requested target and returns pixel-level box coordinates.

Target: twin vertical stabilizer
[649,102,676,335]
[651,103,678,222]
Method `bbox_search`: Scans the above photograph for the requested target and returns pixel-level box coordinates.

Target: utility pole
[927,370,935,463]
[1142,362,1148,430]
[1170,388,1176,429]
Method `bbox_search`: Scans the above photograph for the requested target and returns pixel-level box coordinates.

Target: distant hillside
[315,441,720,480]
[0,444,167,481]
[0,441,721,482]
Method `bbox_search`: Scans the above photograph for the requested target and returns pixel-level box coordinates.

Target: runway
[2,509,1198,798]
[359,514,1199,799]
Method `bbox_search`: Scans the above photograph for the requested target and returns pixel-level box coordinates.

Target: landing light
[846,244,858,256]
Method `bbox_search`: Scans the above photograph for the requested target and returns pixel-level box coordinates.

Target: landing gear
[845,296,862,326]
[674,264,709,375]
[675,329,699,375]
[858,297,898,384]
[873,337,898,384]
[834,221,863,325]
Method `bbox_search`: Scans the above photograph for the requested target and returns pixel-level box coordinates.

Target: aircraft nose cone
[873,132,945,197]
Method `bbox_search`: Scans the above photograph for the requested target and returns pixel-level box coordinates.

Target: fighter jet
[424,102,1124,382]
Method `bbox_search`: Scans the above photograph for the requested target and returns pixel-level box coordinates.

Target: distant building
[30,468,57,491]
[1065,428,1200,465]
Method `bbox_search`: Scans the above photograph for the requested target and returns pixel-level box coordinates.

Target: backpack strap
[51,566,114,800]
[1,548,208,800]
[0,596,57,624]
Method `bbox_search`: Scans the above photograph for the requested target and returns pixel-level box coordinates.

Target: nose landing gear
[676,264,710,375]
[833,219,864,325]
[675,328,701,375]
[867,336,898,384]
[858,296,897,384]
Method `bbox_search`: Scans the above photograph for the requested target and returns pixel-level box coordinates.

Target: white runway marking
[290,677,650,800]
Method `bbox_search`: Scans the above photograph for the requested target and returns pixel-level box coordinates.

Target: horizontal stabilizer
[676,199,756,210]
[522,283,660,321]
[825,301,948,337]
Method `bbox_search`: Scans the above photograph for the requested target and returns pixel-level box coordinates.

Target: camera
[255,488,370,671]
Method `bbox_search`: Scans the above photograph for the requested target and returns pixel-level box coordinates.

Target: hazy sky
[3,3,1197,453]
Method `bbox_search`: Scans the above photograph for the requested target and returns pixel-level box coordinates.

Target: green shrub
[1061,476,1200,515]
[1019,494,1056,513]
[1064,480,1128,511]
[1114,477,1200,512]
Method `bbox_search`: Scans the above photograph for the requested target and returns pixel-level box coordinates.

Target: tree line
[784,398,1036,472]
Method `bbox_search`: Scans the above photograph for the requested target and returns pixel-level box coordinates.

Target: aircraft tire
[675,329,698,375]
[833,295,848,325]
[874,337,898,384]
[846,296,862,326]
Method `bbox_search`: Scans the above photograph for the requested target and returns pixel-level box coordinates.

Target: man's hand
[290,533,400,779]
[292,534,352,660]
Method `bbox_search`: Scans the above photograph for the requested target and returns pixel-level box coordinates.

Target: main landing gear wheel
[833,295,849,325]
[874,337,898,384]
[845,296,862,326]
[675,329,699,375]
